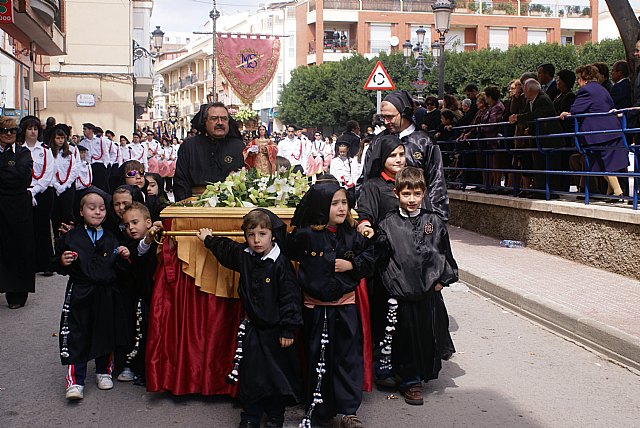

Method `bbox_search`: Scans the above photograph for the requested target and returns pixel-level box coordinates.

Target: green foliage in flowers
[179,167,310,208]
[278,39,625,128]
[234,107,259,122]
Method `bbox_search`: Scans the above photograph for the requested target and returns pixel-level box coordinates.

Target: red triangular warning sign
[364,61,396,91]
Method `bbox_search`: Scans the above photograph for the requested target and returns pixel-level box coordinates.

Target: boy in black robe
[121,202,163,386]
[373,167,458,406]
[197,208,302,428]
[54,191,131,400]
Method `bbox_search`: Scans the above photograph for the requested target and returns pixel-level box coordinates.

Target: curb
[459,269,640,372]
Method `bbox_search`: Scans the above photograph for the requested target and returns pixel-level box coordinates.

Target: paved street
[1,275,639,428]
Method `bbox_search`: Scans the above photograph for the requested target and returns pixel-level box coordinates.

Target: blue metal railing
[442,107,640,209]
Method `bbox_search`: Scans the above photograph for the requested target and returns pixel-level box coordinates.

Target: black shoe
[238,421,259,428]
[264,417,284,428]
[375,375,398,389]
[8,303,24,309]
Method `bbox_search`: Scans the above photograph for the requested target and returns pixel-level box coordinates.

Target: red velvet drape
[146,241,242,396]
[356,279,373,392]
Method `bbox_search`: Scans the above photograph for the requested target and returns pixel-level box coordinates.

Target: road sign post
[364,60,395,114]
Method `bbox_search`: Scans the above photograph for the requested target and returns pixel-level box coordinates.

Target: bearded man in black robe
[173,102,245,202]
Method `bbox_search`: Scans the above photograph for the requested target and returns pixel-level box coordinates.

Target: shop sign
[0,0,14,24]
[76,94,96,107]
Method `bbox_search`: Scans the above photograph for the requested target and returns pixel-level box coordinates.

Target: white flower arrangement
[182,167,309,208]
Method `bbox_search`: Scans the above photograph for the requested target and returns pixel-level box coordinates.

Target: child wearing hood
[288,181,374,428]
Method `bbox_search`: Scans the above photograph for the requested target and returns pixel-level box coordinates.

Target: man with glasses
[174,102,244,201]
[277,126,305,174]
[361,89,449,222]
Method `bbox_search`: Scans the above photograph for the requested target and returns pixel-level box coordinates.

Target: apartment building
[298,0,597,65]
[33,0,154,135]
[0,0,66,119]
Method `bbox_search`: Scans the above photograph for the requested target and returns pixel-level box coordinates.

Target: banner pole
[377,90,381,114]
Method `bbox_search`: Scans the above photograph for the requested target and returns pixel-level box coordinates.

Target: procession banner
[216,33,281,105]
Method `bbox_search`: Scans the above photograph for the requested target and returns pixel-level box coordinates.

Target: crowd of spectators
[415,55,638,201]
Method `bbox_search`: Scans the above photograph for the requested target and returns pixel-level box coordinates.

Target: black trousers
[303,305,363,418]
[52,186,76,240]
[5,291,28,306]
[241,395,285,425]
[91,163,109,193]
[32,188,54,272]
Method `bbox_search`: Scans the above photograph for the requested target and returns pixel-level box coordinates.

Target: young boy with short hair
[197,209,302,428]
[373,166,458,406]
[120,202,163,385]
[54,191,131,400]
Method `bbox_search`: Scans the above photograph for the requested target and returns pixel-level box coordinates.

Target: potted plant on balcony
[234,107,259,130]
[468,1,478,13]
[454,0,468,13]
[581,7,590,16]
[493,2,515,15]
[568,5,581,16]
[529,3,544,16]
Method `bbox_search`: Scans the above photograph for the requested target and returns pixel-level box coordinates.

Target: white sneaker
[117,367,135,382]
[95,374,114,390]
[65,384,84,400]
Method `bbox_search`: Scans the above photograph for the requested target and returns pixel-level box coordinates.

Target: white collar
[398,207,421,217]
[0,143,14,152]
[398,124,416,139]
[243,241,280,261]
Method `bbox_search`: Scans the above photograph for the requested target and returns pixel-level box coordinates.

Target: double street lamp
[132,25,165,132]
[403,0,452,99]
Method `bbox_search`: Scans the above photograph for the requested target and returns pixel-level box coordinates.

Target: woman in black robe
[0,116,36,308]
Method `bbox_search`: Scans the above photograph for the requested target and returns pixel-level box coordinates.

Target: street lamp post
[210,1,220,102]
[402,26,431,99]
[432,0,453,99]
[132,25,164,132]
[195,1,220,103]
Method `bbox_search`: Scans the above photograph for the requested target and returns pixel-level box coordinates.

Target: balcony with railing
[313,0,591,17]
[452,2,591,17]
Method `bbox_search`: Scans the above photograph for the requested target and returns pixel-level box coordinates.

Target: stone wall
[448,191,640,280]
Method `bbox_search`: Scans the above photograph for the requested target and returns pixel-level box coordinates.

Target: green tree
[279,39,627,128]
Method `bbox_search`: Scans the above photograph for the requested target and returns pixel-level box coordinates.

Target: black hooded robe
[289,182,375,419]
[54,224,128,364]
[203,236,303,405]
[0,144,35,299]
[375,208,458,383]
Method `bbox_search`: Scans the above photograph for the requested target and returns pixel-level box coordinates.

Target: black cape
[364,129,449,221]
[0,144,35,293]
[54,225,128,364]
[204,237,302,404]
[375,209,458,380]
[173,134,245,202]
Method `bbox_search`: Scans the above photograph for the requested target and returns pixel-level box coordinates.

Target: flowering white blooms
[185,167,309,208]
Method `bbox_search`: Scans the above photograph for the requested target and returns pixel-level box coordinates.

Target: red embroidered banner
[216,34,281,105]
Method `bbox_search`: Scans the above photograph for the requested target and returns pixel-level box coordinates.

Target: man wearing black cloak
[361,90,449,222]
[173,102,245,202]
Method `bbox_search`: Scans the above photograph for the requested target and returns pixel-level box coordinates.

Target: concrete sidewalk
[449,227,640,371]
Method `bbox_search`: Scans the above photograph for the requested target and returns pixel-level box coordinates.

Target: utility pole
[195,0,220,102]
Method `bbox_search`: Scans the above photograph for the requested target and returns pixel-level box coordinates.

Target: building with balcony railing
[298,0,598,66]
[0,0,66,119]
[34,0,155,134]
